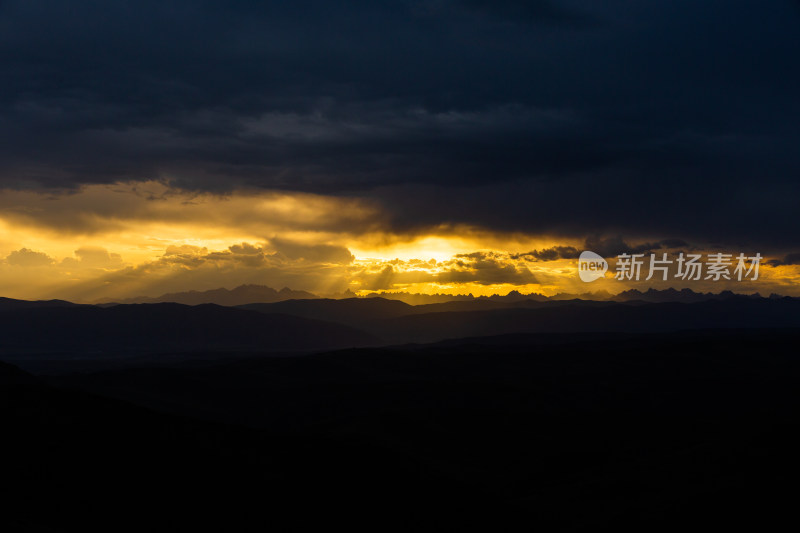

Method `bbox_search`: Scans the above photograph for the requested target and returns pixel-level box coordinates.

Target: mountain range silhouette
[3,287,800,530]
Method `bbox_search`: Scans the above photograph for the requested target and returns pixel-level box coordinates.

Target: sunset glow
[0,181,797,302]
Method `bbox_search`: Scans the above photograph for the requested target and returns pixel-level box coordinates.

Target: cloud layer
[0,0,798,247]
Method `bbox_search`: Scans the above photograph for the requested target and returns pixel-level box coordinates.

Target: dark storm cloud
[510,237,688,262]
[511,246,580,262]
[767,253,800,267]
[581,236,691,259]
[1,0,798,246]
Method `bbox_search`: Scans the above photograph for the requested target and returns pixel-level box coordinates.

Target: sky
[0,0,798,301]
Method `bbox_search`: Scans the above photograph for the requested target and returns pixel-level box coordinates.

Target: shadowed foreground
[4,328,800,531]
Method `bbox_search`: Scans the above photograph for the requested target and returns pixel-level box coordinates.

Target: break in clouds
[2,235,798,302]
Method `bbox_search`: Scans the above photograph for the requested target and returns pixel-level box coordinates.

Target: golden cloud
[0,181,798,301]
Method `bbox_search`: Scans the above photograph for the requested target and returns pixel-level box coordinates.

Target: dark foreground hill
[0,302,376,355]
[239,296,416,324]
[3,297,799,365]
[38,328,800,530]
[241,296,800,344]
[370,297,800,343]
[1,360,491,532]
[0,296,82,311]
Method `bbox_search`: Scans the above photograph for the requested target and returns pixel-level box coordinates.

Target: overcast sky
[1,0,798,299]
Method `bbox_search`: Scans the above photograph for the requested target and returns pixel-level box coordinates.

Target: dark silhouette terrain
[242,296,800,344]
[3,296,799,367]
[1,359,488,532]
[0,296,81,311]
[3,294,800,530]
[0,302,376,356]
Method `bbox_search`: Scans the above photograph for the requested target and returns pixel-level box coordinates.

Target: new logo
[578,251,608,282]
